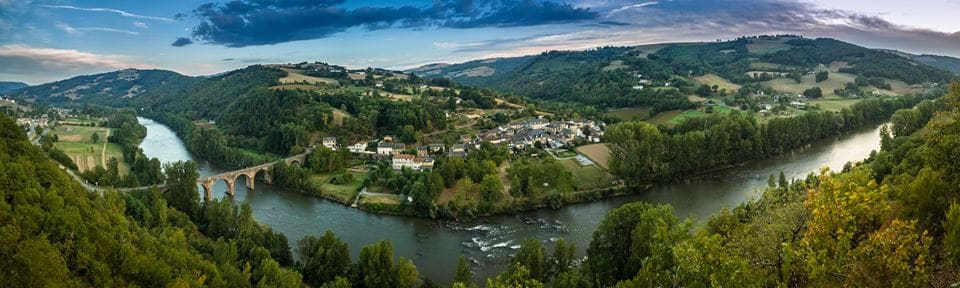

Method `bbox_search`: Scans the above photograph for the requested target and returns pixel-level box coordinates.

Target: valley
[4,34,960,287]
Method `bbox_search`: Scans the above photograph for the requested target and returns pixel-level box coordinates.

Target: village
[319,116,605,172]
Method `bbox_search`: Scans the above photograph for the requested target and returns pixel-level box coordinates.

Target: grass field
[647,104,739,126]
[559,159,614,190]
[604,106,652,121]
[576,143,610,170]
[693,74,742,91]
[52,125,128,174]
[58,116,100,126]
[270,84,323,91]
[361,194,402,205]
[749,62,784,70]
[808,98,862,111]
[687,95,708,103]
[279,68,338,84]
[746,39,791,54]
[764,72,858,98]
[602,60,628,71]
[309,172,367,203]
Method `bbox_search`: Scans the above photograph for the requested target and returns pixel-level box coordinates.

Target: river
[137,117,884,284]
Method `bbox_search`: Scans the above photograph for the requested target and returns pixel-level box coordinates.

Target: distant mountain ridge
[6,69,197,105]
[881,50,960,74]
[410,36,957,108]
[0,81,28,93]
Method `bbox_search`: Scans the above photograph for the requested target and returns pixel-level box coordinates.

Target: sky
[1,0,959,84]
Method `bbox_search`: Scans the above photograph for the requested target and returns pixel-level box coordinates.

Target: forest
[606,92,938,185]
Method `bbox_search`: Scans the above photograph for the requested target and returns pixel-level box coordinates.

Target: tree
[800,169,893,286]
[255,258,302,287]
[606,121,664,184]
[549,239,576,277]
[778,170,788,188]
[586,202,689,286]
[356,240,396,288]
[944,202,960,269]
[90,131,100,143]
[513,238,546,281]
[395,257,420,288]
[163,161,200,220]
[479,174,503,203]
[319,277,351,288]
[846,220,931,287]
[298,231,351,286]
[454,255,472,285]
[815,71,829,83]
[803,87,823,98]
[485,264,545,288]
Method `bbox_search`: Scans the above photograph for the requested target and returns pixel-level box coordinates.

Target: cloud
[37,4,175,22]
[171,37,194,47]
[56,24,140,35]
[433,0,960,60]
[178,0,597,47]
[133,21,148,29]
[607,1,658,14]
[0,44,148,83]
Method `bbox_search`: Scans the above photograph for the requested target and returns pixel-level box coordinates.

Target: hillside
[6,69,198,105]
[411,36,957,110]
[899,52,960,74]
[0,113,303,286]
[409,56,534,87]
[0,81,28,93]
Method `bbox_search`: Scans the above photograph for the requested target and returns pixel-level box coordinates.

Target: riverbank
[136,116,885,283]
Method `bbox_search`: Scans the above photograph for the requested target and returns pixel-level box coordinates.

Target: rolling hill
[891,52,960,74]
[411,36,957,110]
[6,69,198,105]
[0,81,28,93]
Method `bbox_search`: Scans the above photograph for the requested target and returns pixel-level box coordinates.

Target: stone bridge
[196,150,309,201]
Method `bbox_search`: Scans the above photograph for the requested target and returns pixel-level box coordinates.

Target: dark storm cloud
[599,0,960,57]
[178,0,598,47]
[171,37,194,47]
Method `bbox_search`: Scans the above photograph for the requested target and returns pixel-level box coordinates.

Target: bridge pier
[224,177,236,196]
[199,179,216,202]
[243,171,257,190]
[263,171,273,184]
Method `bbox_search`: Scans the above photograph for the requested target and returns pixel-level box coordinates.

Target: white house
[322,137,337,150]
[349,141,368,153]
[392,154,416,170]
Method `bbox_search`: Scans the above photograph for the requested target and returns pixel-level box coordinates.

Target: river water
[137,117,884,284]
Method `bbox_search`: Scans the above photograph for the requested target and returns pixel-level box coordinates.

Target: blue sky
[1,0,959,84]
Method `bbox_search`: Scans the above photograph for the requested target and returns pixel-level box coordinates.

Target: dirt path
[100,129,110,167]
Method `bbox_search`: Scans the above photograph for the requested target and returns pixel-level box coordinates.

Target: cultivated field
[646,109,684,125]
[604,106,652,121]
[693,74,741,91]
[52,125,128,174]
[576,143,611,170]
[331,109,350,126]
[279,68,338,84]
